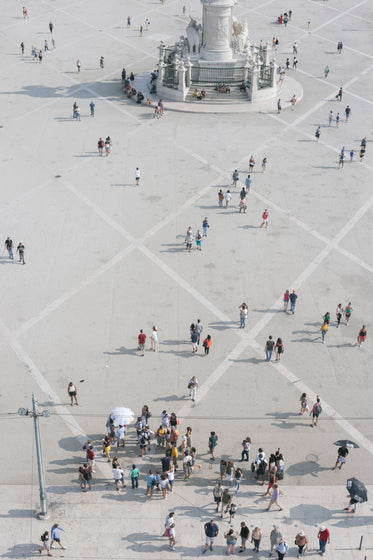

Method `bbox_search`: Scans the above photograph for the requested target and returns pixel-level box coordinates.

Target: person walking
[299,393,309,415]
[332,446,349,470]
[350,149,354,162]
[232,169,239,187]
[338,150,345,169]
[274,338,284,361]
[86,446,95,472]
[202,217,209,236]
[127,16,131,27]
[317,526,330,556]
[357,325,367,347]
[221,488,232,518]
[260,209,269,228]
[315,126,321,141]
[39,530,52,556]
[195,319,203,345]
[291,95,297,109]
[202,520,219,554]
[289,289,297,313]
[324,65,329,78]
[249,155,255,171]
[292,42,297,54]
[245,174,252,192]
[5,237,14,259]
[292,57,298,69]
[251,527,262,553]
[265,336,275,361]
[310,396,322,427]
[213,482,223,512]
[337,86,343,101]
[345,302,353,325]
[167,523,176,550]
[295,531,308,558]
[328,110,333,126]
[17,242,25,264]
[191,329,198,353]
[100,56,104,69]
[266,483,282,511]
[336,303,344,327]
[67,382,79,406]
[113,464,125,490]
[234,467,243,493]
[239,522,250,553]
[218,189,224,207]
[262,157,268,172]
[97,138,104,155]
[275,539,289,559]
[224,529,238,555]
[76,59,81,72]
[277,99,281,113]
[49,21,53,33]
[203,335,212,355]
[20,42,25,54]
[146,469,156,497]
[208,431,218,460]
[89,101,95,116]
[320,322,328,343]
[336,112,340,127]
[195,229,202,249]
[50,524,66,550]
[269,526,282,557]
[188,376,198,401]
[138,329,146,355]
[345,105,351,121]
[283,290,290,311]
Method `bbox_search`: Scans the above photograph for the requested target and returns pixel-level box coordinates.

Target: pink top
[283,292,290,302]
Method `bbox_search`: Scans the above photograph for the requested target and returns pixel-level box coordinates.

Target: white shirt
[151,329,158,341]
[224,192,231,201]
[135,169,140,179]
[113,468,124,480]
[165,514,174,528]
[255,452,266,462]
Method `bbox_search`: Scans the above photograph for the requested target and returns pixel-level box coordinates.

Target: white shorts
[206,536,216,545]
[338,456,346,464]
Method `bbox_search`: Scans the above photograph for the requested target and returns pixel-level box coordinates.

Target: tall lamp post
[18,393,50,520]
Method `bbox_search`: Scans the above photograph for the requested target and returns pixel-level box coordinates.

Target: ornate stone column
[200,0,236,61]
[177,61,187,99]
[186,57,193,87]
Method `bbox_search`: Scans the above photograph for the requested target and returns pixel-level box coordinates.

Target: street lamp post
[18,393,50,520]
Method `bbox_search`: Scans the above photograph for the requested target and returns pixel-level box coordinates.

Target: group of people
[5,237,25,264]
[184,218,209,252]
[97,136,111,156]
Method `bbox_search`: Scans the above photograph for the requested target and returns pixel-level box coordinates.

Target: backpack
[276,469,284,480]
[315,404,322,415]
[258,459,267,474]
[41,534,47,542]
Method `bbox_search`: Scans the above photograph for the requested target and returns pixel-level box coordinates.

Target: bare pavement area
[0,0,373,558]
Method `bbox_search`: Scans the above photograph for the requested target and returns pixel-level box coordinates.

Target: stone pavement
[0,0,372,558]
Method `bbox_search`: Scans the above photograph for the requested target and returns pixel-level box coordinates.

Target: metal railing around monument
[190,65,246,85]
[258,66,272,89]
[162,63,179,89]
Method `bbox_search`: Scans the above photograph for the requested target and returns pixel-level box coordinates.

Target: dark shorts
[69,391,76,397]
[214,496,222,503]
[312,412,319,418]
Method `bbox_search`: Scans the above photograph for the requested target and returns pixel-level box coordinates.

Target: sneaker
[209,545,213,551]
[202,550,207,554]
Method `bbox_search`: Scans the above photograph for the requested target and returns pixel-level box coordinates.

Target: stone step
[185,85,249,104]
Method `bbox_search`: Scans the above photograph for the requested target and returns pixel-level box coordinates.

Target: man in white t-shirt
[135,167,141,185]
[224,190,232,208]
[113,465,125,490]
[188,376,199,402]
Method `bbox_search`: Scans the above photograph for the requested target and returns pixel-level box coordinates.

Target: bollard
[359,535,363,550]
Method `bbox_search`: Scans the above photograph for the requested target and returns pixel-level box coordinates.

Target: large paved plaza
[0,0,373,558]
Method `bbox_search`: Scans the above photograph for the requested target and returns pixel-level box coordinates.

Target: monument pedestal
[201,0,235,61]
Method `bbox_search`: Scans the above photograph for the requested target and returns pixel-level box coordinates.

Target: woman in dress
[283,290,290,311]
[67,381,79,406]
[150,326,158,351]
[275,338,284,361]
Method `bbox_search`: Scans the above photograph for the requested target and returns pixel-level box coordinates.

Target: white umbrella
[110,407,134,426]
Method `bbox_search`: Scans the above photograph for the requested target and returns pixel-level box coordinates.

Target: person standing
[50,524,66,550]
[292,57,298,69]
[335,112,340,127]
[283,290,290,311]
[269,526,282,557]
[86,446,95,472]
[239,303,248,328]
[336,303,344,327]
[260,209,269,228]
[150,326,158,351]
[275,338,284,361]
[338,150,345,169]
[232,169,239,187]
[113,464,125,490]
[275,539,289,559]
[100,56,104,68]
[345,105,351,121]
[289,290,297,313]
[239,522,250,553]
[49,21,53,33]
[5,237,13,259]
[67,382,79,406]
[39,530,52,556]
[17,242,25,264]
[337,86,343,101]
[251,527,262,553]
[332,446,349,470]
[98,138,104,155]
[262,157,267,172]
[138,329,146,355]
[299,393,309,415]
[203,335,212,355]
[208,431,218,460]
[20,42,25,54]
[224,189,232,208]
[249,155,255,171]
[195,319,203,345]
[265,336,275,361]
[191,329,198,353]
[135,167,140,186]
[245,174,252,192]
[266,483,283,511]
[292,42,297,54]
[89,101,95,116]
[127,16,131,27]
[324,65,329,78]
[146,469,156,497]
[345,302,353,325]
[76,59,81,72]
[291,95,297,109]
[350,149,354,162]
[202,520,219,554]
[130,464,140,488]
[202,217,209,236]
[224,529,238,555]
[240,437,251,462]
[328,110,333,126]
[218,189,224,207]
[311,396,322,427]
[188,376,198,401]
[357,325,367,347]
[315,126,321,141]
[317,526,330,556]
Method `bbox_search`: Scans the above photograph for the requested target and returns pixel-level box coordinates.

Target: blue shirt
[146,474,155,487]
[245,178,252,188]
[289,293,297,303]
[205,523,219,538]
[51,526,63,539]
[191,332,198,343]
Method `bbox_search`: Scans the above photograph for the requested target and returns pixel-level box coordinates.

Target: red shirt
[138,333,146,344]
[87,448,95,460]
[263,211,269,220]
[318,529,330,542]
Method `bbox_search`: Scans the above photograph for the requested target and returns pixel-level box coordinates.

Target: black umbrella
[333,440,359,449]
[346,478,368,503]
